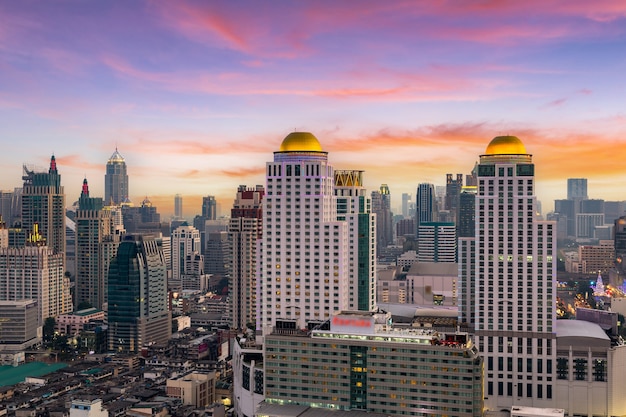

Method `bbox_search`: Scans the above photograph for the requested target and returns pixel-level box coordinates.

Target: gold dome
[279,132,323,152]
[485,135,527,155]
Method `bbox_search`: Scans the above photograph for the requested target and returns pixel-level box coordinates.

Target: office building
[264,310,483,416]
[205,231,230,276]
[171,223,201,283]
[417,222,457,263]
[567,178,587,200]
[69,398,108,417]
[203,195,217,220]
[75,178,120,309]
[577,240,615,274]
[258,132,350,334]
[372,184,393,251]
[105,148,128,206]
[445,173,463,222]
[0,300,41,355]
[122,197,162,234]
[107,235,171,353]
[458,186,477,238]
[335,170,376,311]
[174,194,183,219]
[616,216,626,274]
[416,183,436,236]
[401,193,411,217]
[466,135,556,410]
[0,188,21,227]
[576,213,605,239]
[21,156,65,256]
[229,185,264,330]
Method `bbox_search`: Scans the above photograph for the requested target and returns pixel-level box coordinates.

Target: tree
[76,301,93,311]
[43,317,56,344]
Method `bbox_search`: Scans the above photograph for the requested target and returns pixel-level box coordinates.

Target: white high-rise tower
[469,136,556,409]
[258,132,349,335]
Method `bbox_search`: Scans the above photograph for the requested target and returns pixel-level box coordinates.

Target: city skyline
[1,2,626,216]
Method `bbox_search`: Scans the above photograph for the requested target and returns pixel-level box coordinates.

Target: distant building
[372,184,393,251]
[174,194,183,220]
[395,218,414,238]
[567,178,588,200]
[105,148,129,206]
[401,193,411,217]
[578,240,615,274]
[171,223,201,285]
[107,235,171,353]
[202,196,217,220]
[458,186,477,238]
[445,173,463,222]
[166,371,217,407]
[70,398,108,417]
[416,183,435,235]
[56,307,105,335]
[264,311,483,416]
[0,300,40,355]
[122,197,162,234]
[616,216,626,274]
[417,222,457,263]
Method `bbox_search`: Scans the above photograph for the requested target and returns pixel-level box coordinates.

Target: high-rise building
[616,216,626,274]
[202,196,217,220]
[0,227,72,323]
[75,178,121,309]
[122,197,161,234]
[104,149,128,206]
[567,178,588,200]
[371,184,392,251]
[258,132,350,334]
[107,235,171,353]
[174,194,183,220]
[417,222,457,263]
[401,193,411,217]
[416,183,436,236]
[335,170,376,311]
[0,188,21,228]
[458,186,477,238]
[445,173,463,222]
[21,156,65,256]
[229,185,264,330]
[466,135,556,409]
[205,231,230,276]
[171,223,201,284]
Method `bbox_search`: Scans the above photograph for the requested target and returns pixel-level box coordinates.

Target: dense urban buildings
[465,135,556,409]
[104,148,128,206]
[107,235,171,353]
[229,185,264,330]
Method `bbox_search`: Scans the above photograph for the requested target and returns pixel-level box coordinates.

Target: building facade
[469,135,556,410]
[75,178,120,309]
[334,170,376,312]
[264,311,483,416]
[229,185,264,330]
[21,156,65,256]
[258,132,350,334]
[417,222,457,263]
[107,235,171,353]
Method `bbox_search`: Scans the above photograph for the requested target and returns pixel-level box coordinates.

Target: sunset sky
[1,1,625,217]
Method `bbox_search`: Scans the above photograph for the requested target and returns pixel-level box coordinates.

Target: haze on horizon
[1,1,625,217]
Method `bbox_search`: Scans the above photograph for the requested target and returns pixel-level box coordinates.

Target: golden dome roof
[279,132,323,152]
[485,135,527,155]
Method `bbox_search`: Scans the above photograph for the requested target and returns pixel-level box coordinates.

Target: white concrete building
[69,398,108,417]
[171,223,201,287]
[468,136,557,410]
[258,132,350,334]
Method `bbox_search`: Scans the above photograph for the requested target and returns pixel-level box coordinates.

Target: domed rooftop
[485,135,527,155]
[279,132,323,152]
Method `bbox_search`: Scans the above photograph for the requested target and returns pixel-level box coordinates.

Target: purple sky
[1,1,625,216]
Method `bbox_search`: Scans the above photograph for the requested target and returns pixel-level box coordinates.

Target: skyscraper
[335,170,376,311]
[229,185,264,330]
[104,149,128,206]
[258,132,349,334]
[416,183,436,235]
[567,178,588,200]
[75,178,119,309]
[171,223,201,286]
[465,135,556,409]
[417,222,456,263]
[174,194,183,219]
[202,196,217,220]
[107,235,171,353]
[458,186,477,238]
[21,156,65,256]
[445,173,463,222]
[371,184,392,252]
[401,192,411,217]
